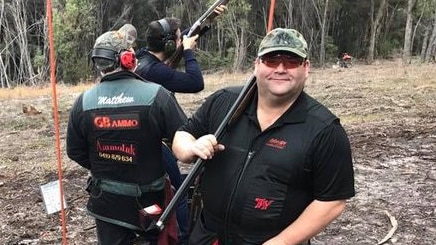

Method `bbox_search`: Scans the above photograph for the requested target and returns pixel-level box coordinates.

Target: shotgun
[166,0,230,68]
[154,74,257,231]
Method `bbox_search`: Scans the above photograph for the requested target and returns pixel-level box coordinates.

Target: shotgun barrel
[166,0,229,68]
[154,74,257,231]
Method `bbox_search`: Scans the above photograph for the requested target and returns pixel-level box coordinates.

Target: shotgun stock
[166,0,229,68]
[154,74,257,231]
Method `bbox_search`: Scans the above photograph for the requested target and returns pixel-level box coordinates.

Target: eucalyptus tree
[420,0,436,62]
[219,0,251,71]
[2,0,436,86]
[53,0,99,84]
[368,0,387,63]
[311,0,335,67]
[403,0,417,64]
[0,0,44,87]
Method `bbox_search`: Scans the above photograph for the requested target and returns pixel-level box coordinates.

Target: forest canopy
[0,0,435,87]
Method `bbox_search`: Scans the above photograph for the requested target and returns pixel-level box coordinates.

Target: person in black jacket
[134,5,227,93]
[134,6,226,245]
[66,24,187,245]
[172,28,355,245]
[135,16,202,245]
[135,17,203,93]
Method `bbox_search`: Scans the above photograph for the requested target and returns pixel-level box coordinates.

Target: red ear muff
[119,50,136,70]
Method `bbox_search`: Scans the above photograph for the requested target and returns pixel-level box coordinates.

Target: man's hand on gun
[183,34,199,50]
[190,134,225,160]
[207,5,228,24]
[214,5,228,17]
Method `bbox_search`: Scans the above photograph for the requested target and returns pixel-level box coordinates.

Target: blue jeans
[162,144,189,245]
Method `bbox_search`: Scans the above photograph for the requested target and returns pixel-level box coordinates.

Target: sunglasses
[260,54,305,69]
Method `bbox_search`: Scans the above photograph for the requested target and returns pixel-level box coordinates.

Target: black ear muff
[157,18,176,55]
[91,48,119,71]
[91,48,118,63]
[119,50,136,70]
[92,48,136,71]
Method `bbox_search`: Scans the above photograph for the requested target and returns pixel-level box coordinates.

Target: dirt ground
[0,59,435,245]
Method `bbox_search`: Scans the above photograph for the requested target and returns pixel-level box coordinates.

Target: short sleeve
[310,121,355,201]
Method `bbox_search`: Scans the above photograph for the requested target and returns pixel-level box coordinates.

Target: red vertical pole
[267,0,276,32]
[46,0,68,244]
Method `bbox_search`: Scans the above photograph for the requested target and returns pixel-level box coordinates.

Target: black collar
[100,70,146,83]
[246,91,308,125]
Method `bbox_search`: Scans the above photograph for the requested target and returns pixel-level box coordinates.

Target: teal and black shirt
[66,71,187,230]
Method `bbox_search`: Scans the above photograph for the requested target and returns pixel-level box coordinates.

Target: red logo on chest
[254,198,274,210]
[266,138,287,149]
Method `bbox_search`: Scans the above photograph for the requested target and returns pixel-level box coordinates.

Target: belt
[93,175,166,197]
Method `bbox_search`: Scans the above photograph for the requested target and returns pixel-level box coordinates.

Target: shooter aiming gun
[153,74,257,232]
[166,0,229,68]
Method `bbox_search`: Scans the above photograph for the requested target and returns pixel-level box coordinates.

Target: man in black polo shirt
[172,28,355,245]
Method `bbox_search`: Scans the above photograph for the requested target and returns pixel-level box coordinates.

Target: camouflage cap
[93,24,137,52]
[257,28,308,58]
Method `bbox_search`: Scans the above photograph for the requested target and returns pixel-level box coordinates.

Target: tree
[368,0,387,63]
[53,0,98,83]
[403,0,417,64]
[220,0,251,71]
[0,0,42,87]
[422,0,436,61]
[311,0,331,67]
[1,0,433,86]
[425,10,436,61]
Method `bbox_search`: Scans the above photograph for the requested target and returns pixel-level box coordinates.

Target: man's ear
[304,60,311,78]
